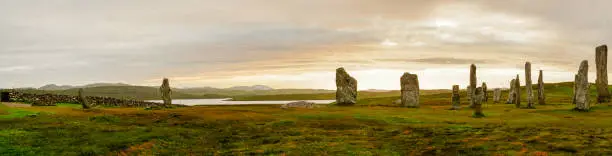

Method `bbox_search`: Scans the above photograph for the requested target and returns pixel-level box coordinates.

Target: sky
[1,0,612,90]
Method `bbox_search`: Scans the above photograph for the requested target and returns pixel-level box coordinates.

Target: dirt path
[2,102,31,108]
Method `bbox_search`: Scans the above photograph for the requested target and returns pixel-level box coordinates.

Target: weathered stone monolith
[525,62,534,108]
[160,78,172,106]
[596,45,610,103]
[482,82,488,102]
[493,88,502,103]
[575,60,590,111]
[506,79,516,104]
[78,88,91,109]
[537,70,545,105]
[467,86,472,102]
[450,85,461,110]
[401,72,420,108]
[472,87,485,118]
[515,74,521,108]
[336,68,358,106]
[469,64,477,107]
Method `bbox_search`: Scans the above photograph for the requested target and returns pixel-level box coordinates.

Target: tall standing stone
[525,62,535,108]
[472,87,485,118]
[160,78,172,106]
[493,88,502,103]
[78,88,91,109]
[450,85,461,110]
[515,74,521,108]
[467,86,472,103]
[401,72,420,108]
[482,82,488,103]
[596,45,610,103]
[506,79,516,104]
[336,68,358,106]
[537,70,546,105]
[469,64,477,107]
[575,60,590,111]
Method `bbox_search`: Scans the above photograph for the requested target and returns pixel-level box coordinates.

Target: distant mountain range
[39,83,131,90]
[38,83,275,91]
[226,85,274,91]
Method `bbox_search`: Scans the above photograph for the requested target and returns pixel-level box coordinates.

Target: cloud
[0,0,610,89]
[0,66,34,72]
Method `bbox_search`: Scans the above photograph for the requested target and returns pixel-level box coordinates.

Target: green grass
[56,103,82,109]
[2,82,612,155]
[0,103,39,119]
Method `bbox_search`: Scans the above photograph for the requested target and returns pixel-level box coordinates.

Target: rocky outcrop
[469,64,477,107]
[336,67,358,106]
[537,70,545,105]
[525,62,535,108]
[596,45,610,103]
[450,85,461,110]
[515,74,521,108]
[401,72,420,108]
[281,101,316,109]
[506,79,516,104]
[472,87,485,118]
[575,60,590,111]
[493,88,501,104]
[78,88,91,109]
[160,78,172,105]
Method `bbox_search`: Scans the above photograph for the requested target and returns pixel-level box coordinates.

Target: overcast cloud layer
[1,0,611,89]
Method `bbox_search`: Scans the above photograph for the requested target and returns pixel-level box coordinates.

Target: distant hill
[39,83,131,90]
[38,84,76,90]
[363,89,393,92]
[227,85,273,91]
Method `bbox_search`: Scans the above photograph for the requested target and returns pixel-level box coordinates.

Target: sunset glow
[0,0,610,90]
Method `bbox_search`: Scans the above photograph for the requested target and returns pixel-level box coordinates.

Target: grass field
[1,82,612,155]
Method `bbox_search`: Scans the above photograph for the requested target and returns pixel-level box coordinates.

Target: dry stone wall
[4,91,177,108]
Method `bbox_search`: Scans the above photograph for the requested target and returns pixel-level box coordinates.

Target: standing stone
[160,78,172,106]
[482,82,488,103]
[450,85,461,110]
[596,45,610,103]
[525,62,535,108]
[336,68,358,106]
[537,70,546,105]
[506,79,516,104]
[78,88,91,109]
[401,73,420,108]
[515,74,521,108]
[466,86,472,102]
[575,60,590,111]
[493,88,502,103]
[469,64,477,107]
[472,87,485,118]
